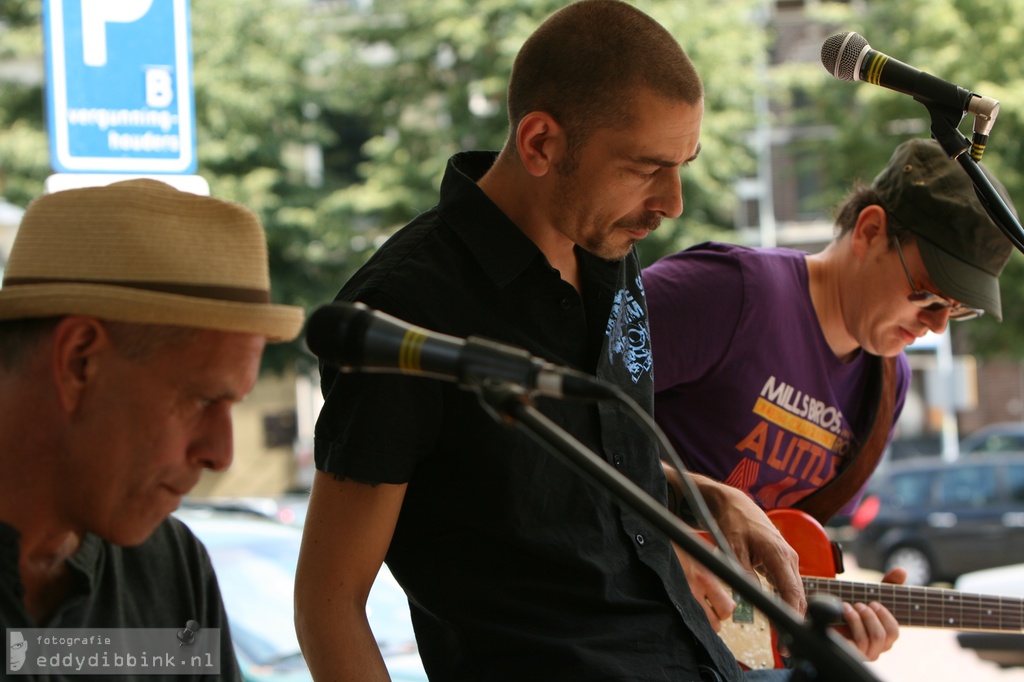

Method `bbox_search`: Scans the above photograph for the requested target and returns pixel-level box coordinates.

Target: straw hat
[0,179,304,342]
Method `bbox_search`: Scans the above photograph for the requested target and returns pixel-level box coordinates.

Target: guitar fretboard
[804,577,1024,632]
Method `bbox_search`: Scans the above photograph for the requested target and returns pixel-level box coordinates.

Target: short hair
[103,321,200,361]
[506,0,703,155]
[0,317,61,371]
[833,181,913,247]
[0,318,199,372]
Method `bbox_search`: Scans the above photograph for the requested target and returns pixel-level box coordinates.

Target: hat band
[1,277,271,304]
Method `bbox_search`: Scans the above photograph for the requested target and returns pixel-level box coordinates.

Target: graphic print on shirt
[727,374,854,509]
[606,275,652,384]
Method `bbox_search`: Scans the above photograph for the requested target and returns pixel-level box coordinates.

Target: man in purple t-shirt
[645,138,1017,661]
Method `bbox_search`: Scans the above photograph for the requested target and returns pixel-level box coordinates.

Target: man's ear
[515,111,567,177]
[50,317,110,413]
[851,204,889,260]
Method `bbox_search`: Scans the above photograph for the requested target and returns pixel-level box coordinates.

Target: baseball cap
[871,138,1016,321]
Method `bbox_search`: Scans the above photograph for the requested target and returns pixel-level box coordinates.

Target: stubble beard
[554,164,662,261]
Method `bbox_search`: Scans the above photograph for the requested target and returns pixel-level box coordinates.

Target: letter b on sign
[146,67,174,107]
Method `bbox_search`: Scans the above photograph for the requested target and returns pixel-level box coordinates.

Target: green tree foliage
[316,0,768,267]
[17,1,1023,369]
[0,0,48,205]
[0,0,767,371]
[191,0,333,372]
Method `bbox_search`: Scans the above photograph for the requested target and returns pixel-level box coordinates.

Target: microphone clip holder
[926,103,1024,253]
[967,94,1000,161]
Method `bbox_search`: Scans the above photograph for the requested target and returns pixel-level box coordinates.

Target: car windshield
[936,465,998,508]
[191,520,303,666]
[971,434,1024,453]
[176,510,422,675]
[888,471,932,509]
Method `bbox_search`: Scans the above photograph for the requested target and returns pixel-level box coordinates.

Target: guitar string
[802,578,1024,630]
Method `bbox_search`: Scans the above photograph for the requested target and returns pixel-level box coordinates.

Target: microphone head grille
[821,32,868,81]
[305,301,372,367]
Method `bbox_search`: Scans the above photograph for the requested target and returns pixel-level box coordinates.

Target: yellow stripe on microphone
[399,329,428,372]
[865,53,888,85]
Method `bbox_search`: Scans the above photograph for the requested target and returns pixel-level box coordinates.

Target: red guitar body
[767,508,844,580]
[706,508,845,670]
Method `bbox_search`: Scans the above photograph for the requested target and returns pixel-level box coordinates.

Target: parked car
[273,490,311,527]
[959,421,1024,456]
[954,563,1024,668]
[850,453,1024,586]
[174,507,427,681]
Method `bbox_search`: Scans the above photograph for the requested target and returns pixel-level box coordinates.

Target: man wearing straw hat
[0,179,303,679]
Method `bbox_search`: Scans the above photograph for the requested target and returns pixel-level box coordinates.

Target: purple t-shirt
[643,242,909,516]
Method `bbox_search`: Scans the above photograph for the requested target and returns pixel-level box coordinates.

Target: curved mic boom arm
[926,103,1024,254]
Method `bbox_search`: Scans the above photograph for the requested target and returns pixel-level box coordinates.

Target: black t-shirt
[314,151,743,681]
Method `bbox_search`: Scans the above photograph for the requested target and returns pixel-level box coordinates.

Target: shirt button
[612,455,623,468]
[559,297,572,310]
[635,534,645,545]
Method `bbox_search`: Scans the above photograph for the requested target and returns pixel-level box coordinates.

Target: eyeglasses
[891,236,983,321]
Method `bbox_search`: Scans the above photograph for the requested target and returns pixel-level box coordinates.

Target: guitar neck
[804,577,1024,633]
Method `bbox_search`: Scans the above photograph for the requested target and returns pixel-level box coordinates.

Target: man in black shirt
[295,2,831,680]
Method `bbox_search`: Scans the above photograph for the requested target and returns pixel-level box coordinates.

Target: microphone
[820,32,1000,160]
[305,302,617,400]
[820,31,977,111]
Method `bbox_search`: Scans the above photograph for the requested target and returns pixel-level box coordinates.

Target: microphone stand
[474,379,882,682]
[926,103,1024,253]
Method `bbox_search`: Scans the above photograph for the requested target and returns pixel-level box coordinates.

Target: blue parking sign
[43,0,196,174]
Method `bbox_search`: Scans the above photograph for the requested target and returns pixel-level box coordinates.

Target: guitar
[711,508,1024,670]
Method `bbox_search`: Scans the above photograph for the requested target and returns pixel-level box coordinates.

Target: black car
[954,563,1024,668]
[851,453,1024,585]
[173,506,428,681]
[959,421,1024,456]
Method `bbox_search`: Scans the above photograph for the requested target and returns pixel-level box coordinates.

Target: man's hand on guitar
[671,543,737,631]
[833,567,905,661]
[688,474,807,616]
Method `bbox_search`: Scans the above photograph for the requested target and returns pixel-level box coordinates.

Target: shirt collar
[438,151,546,289]
[0,521,103,616]
[66,532,103,589]
[438,151,630,291]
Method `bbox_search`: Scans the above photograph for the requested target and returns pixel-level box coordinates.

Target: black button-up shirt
[315,152,743,681]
